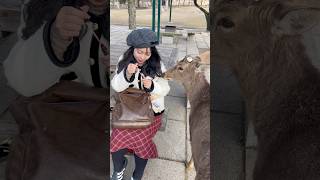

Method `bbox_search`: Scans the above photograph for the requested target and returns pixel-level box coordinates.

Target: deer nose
[163,73,172,80]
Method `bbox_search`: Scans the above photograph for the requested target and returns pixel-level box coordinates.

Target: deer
[213,0,320,179]
[164,51,210,180]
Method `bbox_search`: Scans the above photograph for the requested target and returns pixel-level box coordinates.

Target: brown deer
[164,51,210,180]
[213,1,320,179]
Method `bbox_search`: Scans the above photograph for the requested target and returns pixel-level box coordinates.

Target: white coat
[111,56,170,113]
[3,19,108,97]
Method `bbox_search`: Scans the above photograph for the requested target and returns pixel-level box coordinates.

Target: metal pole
[152,0,156,31]
[169,0,173,22]
[157,0,161,41]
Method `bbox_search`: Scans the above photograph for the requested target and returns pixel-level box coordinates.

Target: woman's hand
[127,63,138,75]
[53,5,90,40]
[142,77,153,89]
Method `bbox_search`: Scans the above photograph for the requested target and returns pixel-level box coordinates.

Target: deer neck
[234,39,307,99]
[232,38,320,130]
[183,72,210,107]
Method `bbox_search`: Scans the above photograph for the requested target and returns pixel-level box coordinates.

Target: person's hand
[142,76,153,89]
[127,63,138,75]
[53,5,90,40]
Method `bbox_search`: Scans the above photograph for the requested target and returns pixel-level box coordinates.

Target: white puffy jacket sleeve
[111,56,133,92]
[3,24,68,97]
[110,69,133,92]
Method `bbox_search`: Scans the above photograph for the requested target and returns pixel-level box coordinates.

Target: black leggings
[111,148,148,180]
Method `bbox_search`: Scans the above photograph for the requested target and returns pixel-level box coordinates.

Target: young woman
[110,28,170,180]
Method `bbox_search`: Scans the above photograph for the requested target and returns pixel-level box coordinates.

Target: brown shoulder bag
[6,81,108,180]
[112,88,154,129]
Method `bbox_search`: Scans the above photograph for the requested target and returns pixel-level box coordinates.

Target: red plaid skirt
[110,115,162,159]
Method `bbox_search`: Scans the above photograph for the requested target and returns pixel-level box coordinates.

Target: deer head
[164,56,201,81]
[213,0,320,69]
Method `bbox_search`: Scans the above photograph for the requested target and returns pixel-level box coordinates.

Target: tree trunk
[128,0,136,29]
[194,0,209,30]
[137,0,140,8]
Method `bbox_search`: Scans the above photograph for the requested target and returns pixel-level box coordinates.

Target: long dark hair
[117,46,163,78]
[21,0,63,39]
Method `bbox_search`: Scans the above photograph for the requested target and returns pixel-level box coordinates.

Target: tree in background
[128,0,136,29]
[194,0,209,30]
[136,0,141,8]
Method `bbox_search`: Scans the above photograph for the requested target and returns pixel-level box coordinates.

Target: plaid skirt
[110,115,162,159]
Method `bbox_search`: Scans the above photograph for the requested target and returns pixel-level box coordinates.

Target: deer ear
[272,4,320,35]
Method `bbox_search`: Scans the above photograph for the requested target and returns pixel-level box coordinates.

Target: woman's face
[133,48,152,66]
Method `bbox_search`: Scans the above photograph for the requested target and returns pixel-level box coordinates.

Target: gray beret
[127,28,159,48]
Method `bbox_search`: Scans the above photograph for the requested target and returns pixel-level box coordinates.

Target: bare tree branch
[194,0,210,30]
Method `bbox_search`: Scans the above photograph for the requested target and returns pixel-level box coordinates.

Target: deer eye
[178,67,184,71]
[217,17,235,29]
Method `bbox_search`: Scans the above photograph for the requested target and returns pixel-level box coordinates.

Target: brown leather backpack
[6,81,108,180]
[112,88,154,129]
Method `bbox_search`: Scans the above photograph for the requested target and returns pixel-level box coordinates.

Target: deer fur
[214,1,320,179]
[164,52,210,180]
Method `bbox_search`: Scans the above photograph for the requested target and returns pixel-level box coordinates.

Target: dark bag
[112,88,154,129]
[6,81,108,180]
